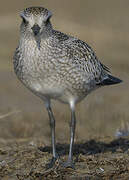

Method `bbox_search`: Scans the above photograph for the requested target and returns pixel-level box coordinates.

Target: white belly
[30,82,64,99]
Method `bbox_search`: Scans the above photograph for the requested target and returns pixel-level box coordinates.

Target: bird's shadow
[38,137,129,157]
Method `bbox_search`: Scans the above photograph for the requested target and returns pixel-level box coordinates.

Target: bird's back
[48,30,110,84]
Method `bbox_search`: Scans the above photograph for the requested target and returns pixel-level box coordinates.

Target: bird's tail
[97,74,122,86]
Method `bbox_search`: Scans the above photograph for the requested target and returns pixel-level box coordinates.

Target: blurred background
[0,0,129,143]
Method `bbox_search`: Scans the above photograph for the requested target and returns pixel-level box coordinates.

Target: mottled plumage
[13,7,122,168]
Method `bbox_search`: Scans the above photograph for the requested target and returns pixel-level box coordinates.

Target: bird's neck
[19,23,53,49]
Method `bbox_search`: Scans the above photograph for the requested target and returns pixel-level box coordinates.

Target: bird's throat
[34,36,41,50]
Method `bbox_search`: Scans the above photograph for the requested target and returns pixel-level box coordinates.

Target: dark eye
[44,13,52,24]
[45,17,50,24]
[21,16,28,24]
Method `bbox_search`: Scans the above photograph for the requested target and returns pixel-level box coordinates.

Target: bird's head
[20,7,53,37]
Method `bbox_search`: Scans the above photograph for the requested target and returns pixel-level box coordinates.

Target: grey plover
[13,7,122,168]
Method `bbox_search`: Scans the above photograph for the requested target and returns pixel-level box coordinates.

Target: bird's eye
[44,13,52,24]
[45,17,50,25]
[21,16,27,24]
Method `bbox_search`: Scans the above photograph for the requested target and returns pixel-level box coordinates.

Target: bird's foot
[46,155,60,169]
[61,160,75,169]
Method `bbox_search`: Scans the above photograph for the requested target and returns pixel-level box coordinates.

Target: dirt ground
[0,137,129,179]
[0,0,129,179]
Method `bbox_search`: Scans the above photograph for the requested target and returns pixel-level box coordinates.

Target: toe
[61,160,75,169]
[46,156,59,169]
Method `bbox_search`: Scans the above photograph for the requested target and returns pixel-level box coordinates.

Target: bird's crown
[20,7,52,20]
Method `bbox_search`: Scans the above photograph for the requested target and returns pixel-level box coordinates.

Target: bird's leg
[46,104,58,168]
[62,107,76,169]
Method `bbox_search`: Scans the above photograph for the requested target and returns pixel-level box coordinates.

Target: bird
[13,6,122,169]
